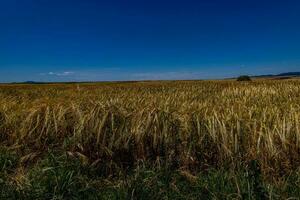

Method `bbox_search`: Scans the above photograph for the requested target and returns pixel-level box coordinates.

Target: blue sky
[1,0,300,82]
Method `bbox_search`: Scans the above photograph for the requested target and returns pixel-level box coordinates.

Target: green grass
[0,149,300,199]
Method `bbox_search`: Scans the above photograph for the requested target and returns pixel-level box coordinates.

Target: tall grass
[0,80,300,198]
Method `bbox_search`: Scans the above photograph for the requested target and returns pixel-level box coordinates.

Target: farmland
[0,80,300,199]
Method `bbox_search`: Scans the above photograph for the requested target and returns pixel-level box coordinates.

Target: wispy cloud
[40,71,75,76]
[37,65,286,82]
[38,69,215,81]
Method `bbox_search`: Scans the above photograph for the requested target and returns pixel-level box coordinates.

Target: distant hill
[277,72,300,76]
[24,81,45,84]
[251,72,300,79]
[11,81,48,84]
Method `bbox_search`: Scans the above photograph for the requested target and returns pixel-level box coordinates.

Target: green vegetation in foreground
[1,149,300,199]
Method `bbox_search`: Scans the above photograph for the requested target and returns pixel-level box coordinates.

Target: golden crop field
[1,80,300,199]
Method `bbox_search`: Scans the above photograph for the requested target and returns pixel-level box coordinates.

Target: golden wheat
[0,80,299,179]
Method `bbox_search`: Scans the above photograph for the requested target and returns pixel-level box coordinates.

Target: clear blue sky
[1,0,300,82]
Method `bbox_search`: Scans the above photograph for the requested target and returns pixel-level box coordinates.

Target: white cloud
[57,71,74,76]
[41,71,75,76]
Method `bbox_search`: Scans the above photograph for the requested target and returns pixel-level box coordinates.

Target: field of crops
[0,80,300,199]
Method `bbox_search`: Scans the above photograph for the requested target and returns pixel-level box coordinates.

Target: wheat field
[0,80,300,199]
